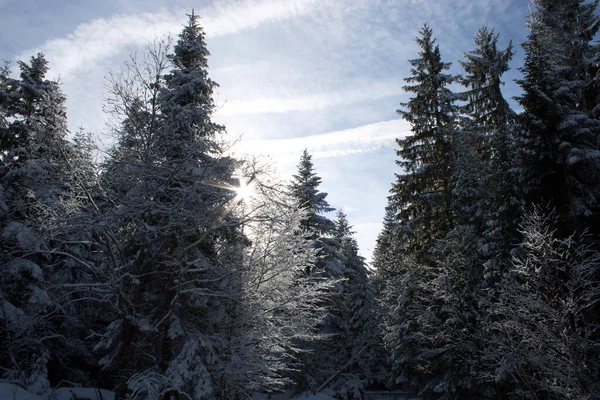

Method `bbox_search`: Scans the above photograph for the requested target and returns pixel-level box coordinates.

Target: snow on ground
[290,392,337,400]
[0,383,43,400]
[3,384,411,400]
[0,384,116,400]
[251,391,337,400]
[51,387,115,400]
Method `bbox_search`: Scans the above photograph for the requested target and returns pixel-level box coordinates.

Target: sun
[233,177,256,203]
[235,180,252,199]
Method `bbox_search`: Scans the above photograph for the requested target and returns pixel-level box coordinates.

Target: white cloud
[215,79,404,116]
[231,119,409,263]
[233,118,409,162]
[207,0,318,36]
[22,10,179,79]
[19,0,318,79]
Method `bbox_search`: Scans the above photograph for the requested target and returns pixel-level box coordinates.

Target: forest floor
[0,383,343,400]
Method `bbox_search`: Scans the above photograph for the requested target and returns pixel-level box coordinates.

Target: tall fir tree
[392,25,458,257]
[518,0,600,235]
[96,13,245,399]
[371,198,403,307]
[0,54,96,395]
[324,211,388,398]
[289,149,336,236]
[287,149,340,391]
[381,26,492,398]
[459,27,522,276]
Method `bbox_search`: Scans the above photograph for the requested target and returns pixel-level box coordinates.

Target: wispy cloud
[215,79,404,116]
[234,118,409,162]
[18,0,318,79]
[231,118,409,261]
[206,0,318,36]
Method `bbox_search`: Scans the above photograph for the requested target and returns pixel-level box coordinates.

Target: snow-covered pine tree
[227,162,330,394]
[96,14,245,399]
[486,208,600,398]
[286,174,386,397]
[518,0,600,235]
[460,27,514,138]
[287,149,343,391]
[0,54,95,395]
[287,150,384,394]
[392,24,458,257]
[0,61,21,152]
[322,211,388,398]
[459,27,523,276]
[381,25,460,393]
[290,149,336,237]
[371,198,400,290]
[371,200,406,385]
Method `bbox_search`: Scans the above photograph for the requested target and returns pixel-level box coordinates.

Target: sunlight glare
[234,178,255,202]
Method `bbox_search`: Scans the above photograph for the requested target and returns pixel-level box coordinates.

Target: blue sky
[1,0,532,261]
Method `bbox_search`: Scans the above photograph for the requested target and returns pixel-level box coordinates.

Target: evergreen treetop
[157,11,224,162]
[392,25,458,255]
[290,149,335,235]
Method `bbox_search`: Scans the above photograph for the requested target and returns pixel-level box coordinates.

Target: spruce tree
[392,25,458,257]
[0,61,20,152]
[459,27,522,275]
[518,0,600,235]
[97,13,244,399]
[0,54,96,395]
[287,149,340,390]
[326,211,388,398]
[289,148,335,236]
[383,26,482,396]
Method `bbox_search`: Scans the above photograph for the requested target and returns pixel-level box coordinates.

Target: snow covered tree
[155,13,222,163]
[392,25,459,257]
[287,152,385,396]
[0,57,56,396]
[289,149,336,236]
[96,14,246,399]
[460,27,514,138]
[485,208,600,398]
[459,27,523,276]
[226,161,333,394]
[0,61,21,152]
[380,26,464,393]
[381,226,487,397]
[320,211,388,398]
[518,0,600,235]
[0,53,97,395]
[371,198,399,286]
[420,226,489,398]
[371,201,407,343]
[287,150,343,391]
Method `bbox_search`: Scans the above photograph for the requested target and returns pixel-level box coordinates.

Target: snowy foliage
[392,25,459,256]
[518,0,600,229]
[4,6,600,400]
[287,153,387,397]
[484,208,600,398]
[377,4,600,399]
[289,149,336,236]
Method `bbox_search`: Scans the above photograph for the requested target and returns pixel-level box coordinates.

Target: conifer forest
[2,1,600,399]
